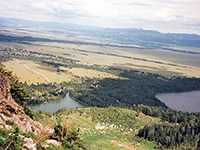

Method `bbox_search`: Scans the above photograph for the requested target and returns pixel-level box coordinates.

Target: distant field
[3,59,119,84]
[3,59,73,84]
[3,41,200,78]
[62,67,119,79]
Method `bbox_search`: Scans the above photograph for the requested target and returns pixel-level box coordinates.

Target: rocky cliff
[0,72,52,134]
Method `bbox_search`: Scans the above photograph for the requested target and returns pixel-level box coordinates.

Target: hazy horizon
[0,0,200,35]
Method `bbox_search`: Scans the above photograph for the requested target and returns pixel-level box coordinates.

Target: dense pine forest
[136,105,200,149]
[69,69,200,108]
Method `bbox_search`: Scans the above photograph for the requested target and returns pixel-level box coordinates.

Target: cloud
[0,0,200,34]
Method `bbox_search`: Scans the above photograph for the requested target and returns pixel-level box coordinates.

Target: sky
[0,0,200,34]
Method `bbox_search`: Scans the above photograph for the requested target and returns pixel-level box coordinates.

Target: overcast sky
[0,0,200,34]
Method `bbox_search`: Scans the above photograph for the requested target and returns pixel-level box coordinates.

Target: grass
[64,67,119,79]
[2,41,200,79]
[33,107,169,150]
[137,141,158,150]
[16,41,200,78]
[2,40,200,87]
[3,59,74,84]
[82,133,122,150]
[2,59,119,84]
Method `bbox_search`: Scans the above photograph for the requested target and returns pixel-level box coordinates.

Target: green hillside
[34,105,200,150]
[34,107,163,150]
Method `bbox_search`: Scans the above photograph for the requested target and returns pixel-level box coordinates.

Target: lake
[31,93,84,112]
[156,90,200,113]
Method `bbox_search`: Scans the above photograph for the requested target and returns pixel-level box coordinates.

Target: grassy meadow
[2,59,119,84]
[34,107,165,150]
[3,59,73,84]
[1,40,200,86]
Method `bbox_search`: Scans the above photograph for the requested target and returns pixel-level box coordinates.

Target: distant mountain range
[0,17,200,48]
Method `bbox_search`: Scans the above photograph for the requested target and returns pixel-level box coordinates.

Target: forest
[136,104,200,149]
[69,69,200,108]
[19,67,200,109]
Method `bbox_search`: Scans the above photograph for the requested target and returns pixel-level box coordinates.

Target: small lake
[156,90,200,113]
[31,93,84,112]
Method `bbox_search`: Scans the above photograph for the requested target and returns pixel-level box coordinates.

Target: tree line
[70,69,200,108]
[135,104,200,149]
